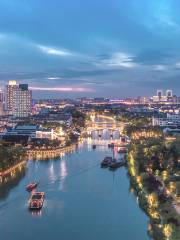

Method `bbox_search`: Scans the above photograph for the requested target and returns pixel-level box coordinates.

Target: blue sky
[0,0,180,98]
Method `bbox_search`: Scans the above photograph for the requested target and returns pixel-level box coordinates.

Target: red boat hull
[26,183,38,191]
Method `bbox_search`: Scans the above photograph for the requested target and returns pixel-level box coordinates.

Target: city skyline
[1,1,180,98]
[0,80,178,100]
[1,2,180,240]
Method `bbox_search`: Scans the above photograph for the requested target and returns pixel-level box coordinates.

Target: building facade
[4,124,54,140]
[12,84,32,117]
[152,89,173,103]
[0,88,5,116]
[5,80,18,114]
[152,114,180,127]
[166,90,173,98]
[6,81,32,117]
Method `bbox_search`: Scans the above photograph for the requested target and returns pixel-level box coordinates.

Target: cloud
[175,62,180,68]
[47,77,62,80]
[153,65,167,71]
[29,86,94,92]
[154,2,180,31]
[1,1,180,97]
[95,52,137,69]
[160,15,178,29]
[0,33,6,40]
[134,49,173,65]
[37,45,73,57]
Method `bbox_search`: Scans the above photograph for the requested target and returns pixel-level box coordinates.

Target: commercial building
[5,80,18,114]
[152,113,180,127]
[157,90,163,100]
[0,88,5,116]
[166,90,173,98]
[12,84,32,117]
[0,103,4,116]
[152,89,174,103]
[5,81,32,117]
[4,124,54,140]
[0,88,4,103]
[33,110,72,127]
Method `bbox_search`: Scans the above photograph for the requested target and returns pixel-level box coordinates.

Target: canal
[0,135,150,240]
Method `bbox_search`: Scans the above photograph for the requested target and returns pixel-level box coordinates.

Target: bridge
[82,118,125,137]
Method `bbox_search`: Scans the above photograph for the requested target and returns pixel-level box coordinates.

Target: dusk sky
[0,0,180,98]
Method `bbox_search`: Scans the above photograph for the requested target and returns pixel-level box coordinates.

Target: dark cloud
[134,49,173,65]
[0,0,180,97]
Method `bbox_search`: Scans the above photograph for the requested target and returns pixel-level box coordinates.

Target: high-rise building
[5,80,18,114]
[12,84,32,117]
[157,90,163,100]
[0,88,5,116]
[5,81,32,117]
[0,88,4,103]
[166,90,173,98]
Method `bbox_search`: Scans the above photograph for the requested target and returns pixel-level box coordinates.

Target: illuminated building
[166,90,173,98]
[152,90,174,103]
[0,88,4,102]
[5,124,54,140]
[12,84,32,117]
[5,80,18,114]
[152,113,180,127]
[0,88,5,116]
[157,90,163,100]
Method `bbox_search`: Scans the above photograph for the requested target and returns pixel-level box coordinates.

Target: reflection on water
[49,161,56,182]
[59,158,68,191]
[30,209,42,218]
[91,129,120,140]
[0,123,149,240]
[0,142,149,240]
[0,126,122,201]
[0,165,26,201]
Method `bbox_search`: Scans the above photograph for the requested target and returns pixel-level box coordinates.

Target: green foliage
[0,145,26,171]
[127,117,180,239]
[42,121,65,130]
[72,110,86,128]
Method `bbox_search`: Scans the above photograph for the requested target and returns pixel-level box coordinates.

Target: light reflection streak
[59,159,68,191]
[85,127,122,154]
[49,161,56,182]
[30,210,42,218]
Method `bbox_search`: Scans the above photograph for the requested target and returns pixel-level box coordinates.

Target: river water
[0,133,150,240]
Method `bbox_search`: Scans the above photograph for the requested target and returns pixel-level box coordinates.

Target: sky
[0,0,180,98]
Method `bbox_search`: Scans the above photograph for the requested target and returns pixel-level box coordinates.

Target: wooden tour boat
[29,192,45,210]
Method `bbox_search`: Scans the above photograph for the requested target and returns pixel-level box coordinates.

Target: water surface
[0,139,149,240]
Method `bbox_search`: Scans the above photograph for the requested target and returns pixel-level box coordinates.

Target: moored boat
[108,143,114,148]
[29,192,45,210]
[118,147,128,154]
[109,161,126,170]
[26,182,38,191]
[101,156,113,167]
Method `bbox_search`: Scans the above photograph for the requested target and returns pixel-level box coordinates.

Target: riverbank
[0,160,26,179]
[0,145,26,179]
[27,143,77,160]
[126,134,180,240]
[0,139,149,240]
[0,142,78,178]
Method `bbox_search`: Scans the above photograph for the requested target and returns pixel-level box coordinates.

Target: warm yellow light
[163,224,172,238]
[8,80,17,85]
[147,193,158,208]
[162,171,168,180]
